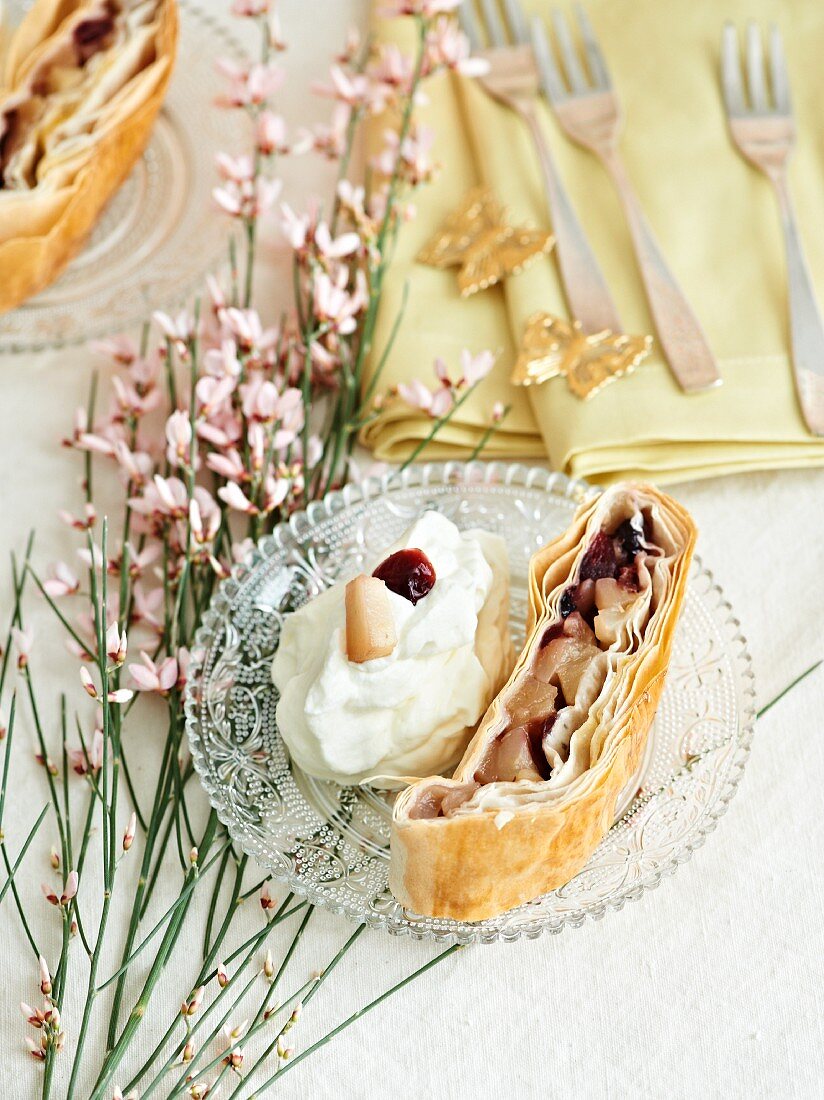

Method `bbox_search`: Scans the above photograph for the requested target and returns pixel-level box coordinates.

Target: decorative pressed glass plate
[186,464,756,944]
[0,0,245,353]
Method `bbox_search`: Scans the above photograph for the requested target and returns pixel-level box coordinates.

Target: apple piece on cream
[271,511,512,786]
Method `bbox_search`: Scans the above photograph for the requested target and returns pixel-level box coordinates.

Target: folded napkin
[362,0,824,483]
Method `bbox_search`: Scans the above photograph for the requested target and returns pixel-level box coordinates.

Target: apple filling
[408,507,663,820]
[0,0,159,189]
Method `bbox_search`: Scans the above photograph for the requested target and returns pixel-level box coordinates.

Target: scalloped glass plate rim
[185,462,756,944]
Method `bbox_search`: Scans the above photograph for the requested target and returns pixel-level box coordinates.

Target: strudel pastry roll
[390,483,696,922]
[0,0,178,312]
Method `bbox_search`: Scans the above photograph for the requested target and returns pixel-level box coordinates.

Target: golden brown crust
[389,483,696,922]
[0,0,178,313]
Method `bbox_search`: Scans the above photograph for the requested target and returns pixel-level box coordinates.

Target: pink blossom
[131,584,164,632]
[106,621,128,665]
[240,377,280,422]
[221,308,278,355]
[426,17,489,76]
[305,103,351,160]
[397,378,454,418]
[111,374,162,418]
[39,957,52,996]
[129,475,189,520]
[113,442,153,485]
[41,869,78,907]
[268,8,286,50]
[190,494,221,546]
[231,0,269,16]
[313,65,385,113]
[383,0,462,14]
[92,335,138,365]
[165,411,194,468]
[58,503,96,531]
[280,204,311,250]
[129,653,179,694]
[315,222,360,259]
[11,626,33,669]
[312,268,366,336]
[122,811,136,852]
[459,348,495,386]
[68,727,104,776]
[215,153,255,183]
[255,111,297,156]
[206,448,246,483]
[153,309,195,350]
[232,538,256,564]
[203,339,242,380]
[216,59,285,108]
[43,562,80,599]
[217,482,258,515]
[214,177,282,220]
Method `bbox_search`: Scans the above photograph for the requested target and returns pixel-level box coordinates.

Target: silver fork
[722,23,824,436]
[459,0,622,335]
[532,5,722,393]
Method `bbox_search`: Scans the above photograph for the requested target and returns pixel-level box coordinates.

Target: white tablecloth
[1,2,823,1097]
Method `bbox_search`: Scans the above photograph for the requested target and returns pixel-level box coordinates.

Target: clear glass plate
[0,0,245,353]
[185,464,756,944]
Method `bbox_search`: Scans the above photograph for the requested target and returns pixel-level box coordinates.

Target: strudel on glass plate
[390,483,696,922]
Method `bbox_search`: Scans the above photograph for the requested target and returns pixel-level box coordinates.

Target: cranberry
[614,516,645,562]
[373,548,436,605]
[579,530,618,581]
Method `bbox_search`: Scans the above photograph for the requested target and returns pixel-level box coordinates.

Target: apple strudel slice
[390,483,696,922]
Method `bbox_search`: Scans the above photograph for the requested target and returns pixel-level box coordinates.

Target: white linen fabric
[0,3,821,1098]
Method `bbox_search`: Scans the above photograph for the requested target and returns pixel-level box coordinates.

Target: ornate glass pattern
[185,464,756,944]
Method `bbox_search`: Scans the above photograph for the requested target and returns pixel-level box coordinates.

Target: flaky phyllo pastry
[390,484,696,922]
[0,0,178,312]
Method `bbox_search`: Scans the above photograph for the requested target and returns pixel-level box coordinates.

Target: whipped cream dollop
[271,511,511,785]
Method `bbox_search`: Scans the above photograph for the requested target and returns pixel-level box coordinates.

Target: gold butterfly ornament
[512,313,653,400]
[417,186,554,297]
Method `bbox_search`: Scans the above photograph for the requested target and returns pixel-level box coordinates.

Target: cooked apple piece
[345,574,397,663]
[594,578,637,611]
[477,726,543,784]
[506,676,557,727]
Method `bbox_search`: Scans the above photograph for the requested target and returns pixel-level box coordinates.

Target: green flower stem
[169,907,316,1096]
[26,564,91,655]
[231,923,366,1098]
[133,891,300,1095]
[250,945,464,1095]
[0,813,47,958]
[0,693,16,839]
[468,405,512,462]
[0,803,49,907]
[97,841,230,992]
[757,659,821,719]
[90,811,221,1099]
[395,382,483,476]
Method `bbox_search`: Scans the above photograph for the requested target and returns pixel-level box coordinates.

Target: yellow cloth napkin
[363,0,824,482]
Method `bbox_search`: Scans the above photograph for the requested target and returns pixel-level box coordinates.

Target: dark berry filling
[372,548,436,605]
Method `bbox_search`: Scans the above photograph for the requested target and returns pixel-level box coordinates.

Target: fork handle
[599,148,721,393]
[517,100,622,335]
[772,175,824,435]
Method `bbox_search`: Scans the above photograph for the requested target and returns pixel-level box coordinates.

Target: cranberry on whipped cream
[271,511,512,785]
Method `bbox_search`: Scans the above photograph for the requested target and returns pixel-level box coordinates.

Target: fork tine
[458,1,484,52]
[769,24,792,113]
[551,9,589,93]
[479,0,508,47]
[531,15,568,104]
[501,0,529,45]
[573,3,611,90]
[721,23,745,117]
[746,21,768,110]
